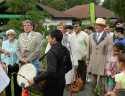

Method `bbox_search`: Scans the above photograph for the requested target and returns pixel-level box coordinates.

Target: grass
[1,78,44,96]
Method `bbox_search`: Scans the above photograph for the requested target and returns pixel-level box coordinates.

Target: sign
[0,63,10,93]
[89,0,96,25]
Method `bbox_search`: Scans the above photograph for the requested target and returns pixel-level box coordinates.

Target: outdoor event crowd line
[0,18,125,96]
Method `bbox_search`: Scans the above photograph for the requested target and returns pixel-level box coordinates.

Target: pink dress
[106,55,118,77]
[105,55,118,91]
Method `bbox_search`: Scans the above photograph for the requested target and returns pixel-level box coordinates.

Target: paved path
[64,83,94,96]
[30,82,95,96]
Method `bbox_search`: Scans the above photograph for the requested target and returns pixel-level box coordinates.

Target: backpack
[50,46,72,74]
[62,46,72,73]
[39,46,72,74]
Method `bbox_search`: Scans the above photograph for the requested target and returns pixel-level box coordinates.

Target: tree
[41,0,87,10]
[41,0,67,11]
[103,0,113,10]
[5,0,36,14]
[0,1,8,13]
[1,0,50,33]
[103,0,125,21]
[112,0,125,21]
[66,0,86,9]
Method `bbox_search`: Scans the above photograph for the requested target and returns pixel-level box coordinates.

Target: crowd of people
[0,18,125,96]
[0,20,43,96]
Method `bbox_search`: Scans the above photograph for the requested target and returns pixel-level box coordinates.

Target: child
[106,45,120,92]
[114,52,125,92]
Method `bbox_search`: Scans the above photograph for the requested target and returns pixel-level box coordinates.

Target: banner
[89,0,96,25]
[0,63,10,93]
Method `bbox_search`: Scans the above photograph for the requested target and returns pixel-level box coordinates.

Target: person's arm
[33,71,46,83]
[84,33,89,58]
[1,41,10,56]
[0,48,5,53]
[114,82,121,91]
[106,36,113,63]
[16,35,23,61]
[16,35,28,64]
[34,50,57,83]
[86,35,91,65]
[113,81,121,95]
[114,74,121,93]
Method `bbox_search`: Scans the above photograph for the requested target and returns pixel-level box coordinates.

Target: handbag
[69,71,84,93]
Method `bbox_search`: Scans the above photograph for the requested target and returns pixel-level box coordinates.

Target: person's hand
[4,51,10,57]
[74,65,78,71]
[1,63,7,72]
[105,91,116,96]
[20,58,28,64]
[28,79,34,86]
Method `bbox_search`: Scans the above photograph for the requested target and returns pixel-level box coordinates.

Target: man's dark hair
[73,21,81,26]
[49,29,63,42]
[115,27,124,34]
[64,25,73,30]
[115,19,123,25]
[87,26,94,31]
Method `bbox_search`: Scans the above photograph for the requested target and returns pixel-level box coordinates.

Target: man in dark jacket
[33,30,67,96]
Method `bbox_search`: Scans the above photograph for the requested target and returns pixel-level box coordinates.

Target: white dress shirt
[96,32,104,42]
[69,31,89,66]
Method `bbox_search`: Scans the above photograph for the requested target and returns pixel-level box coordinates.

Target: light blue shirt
[1,39,19,65]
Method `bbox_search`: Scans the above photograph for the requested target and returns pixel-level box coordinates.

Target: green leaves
[5,0,34,13]
[113,0,125,21]
[103,0,125,21]
[1,0,50,34]
[41,0,86,11]
[42,0,67,11]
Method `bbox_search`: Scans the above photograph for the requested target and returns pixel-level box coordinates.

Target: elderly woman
[1,29,21,96]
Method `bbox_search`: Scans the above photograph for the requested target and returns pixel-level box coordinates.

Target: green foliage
[66,0,86,8]
[41,0,86,11]
[42,0,67,11]
[25,10,51,33]
[2,0,51,35]
[103,0,125,21]
[41,26,48,36]
[0,19,23,35]
[5,0,36,13]
[41,0,102,11]
[48,25,57,31]
[112,0,125,21]
[103,0,114,11]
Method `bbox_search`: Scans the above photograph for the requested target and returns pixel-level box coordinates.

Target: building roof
[63,4,114,19]
[37,3,72,18]
[37,3,115,19]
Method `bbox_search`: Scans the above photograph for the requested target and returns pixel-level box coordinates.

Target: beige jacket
[17,31,43,61]
[87,32,113,76]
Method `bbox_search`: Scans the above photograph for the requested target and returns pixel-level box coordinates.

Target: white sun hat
[6,29,16,35]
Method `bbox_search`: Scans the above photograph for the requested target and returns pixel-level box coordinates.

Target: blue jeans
[31,59,41,73]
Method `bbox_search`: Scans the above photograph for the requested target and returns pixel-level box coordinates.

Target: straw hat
[96,18,106,26]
